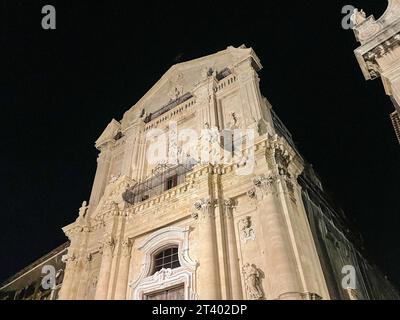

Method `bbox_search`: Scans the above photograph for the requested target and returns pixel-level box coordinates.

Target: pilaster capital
[223,198,237,219]
[248,173,277,200]
[193,197,216,219]
[121,238,133,258]
[99,235,115,257]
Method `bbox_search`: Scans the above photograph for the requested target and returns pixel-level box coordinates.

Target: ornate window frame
[129,226,198,300]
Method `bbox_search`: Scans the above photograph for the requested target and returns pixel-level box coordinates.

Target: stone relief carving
[248,174,277,200]
[239,216,256,243]
[227,112,241,130]
[153,268,173,282]
[242,263,264,300]
[275,148,291,175]
[168,73,184,101]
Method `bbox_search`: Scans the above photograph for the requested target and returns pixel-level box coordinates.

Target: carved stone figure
[351,9,367,26]
[78,201,89,219]
[242,263,264,300]
[239,216,256,243]
[168,73,184,101]
[228,112,240,129]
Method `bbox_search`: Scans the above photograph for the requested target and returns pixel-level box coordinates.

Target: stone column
[249,174,303,300]
[75,254,92,300]
[223,199,243,300]
[57,253,77,300]
[114,238,133,300]
[94,236,115,300]
[194,198,221,300]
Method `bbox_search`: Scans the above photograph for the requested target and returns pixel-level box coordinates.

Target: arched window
[153,246,180,274]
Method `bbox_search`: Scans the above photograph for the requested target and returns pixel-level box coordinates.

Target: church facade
[2,45,398,300]
[352,0,400,144]
[53,45,398,300]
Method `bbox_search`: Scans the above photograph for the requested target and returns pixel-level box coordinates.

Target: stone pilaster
[94,235,115,300]
[73,254,92,300]
[223,199,243,300]
[114,238,133,300]
[57,253,77,300]
[194,197,221,300]
[248,173,303,300]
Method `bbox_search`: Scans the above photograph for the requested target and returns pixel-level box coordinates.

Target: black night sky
[1,1,399,288]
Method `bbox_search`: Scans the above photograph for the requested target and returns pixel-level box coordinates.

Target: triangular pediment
[121,45,262,127]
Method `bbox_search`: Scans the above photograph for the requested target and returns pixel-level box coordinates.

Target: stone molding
[129,226,198,300]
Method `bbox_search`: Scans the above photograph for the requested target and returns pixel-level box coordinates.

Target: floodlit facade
[1,45,398,300]
[352,0,400,144]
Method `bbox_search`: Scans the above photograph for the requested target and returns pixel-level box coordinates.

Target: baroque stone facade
[352,0,400,144]
[3,45,398,300]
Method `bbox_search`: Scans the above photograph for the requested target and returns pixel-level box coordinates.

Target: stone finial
[351,8,367,26]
